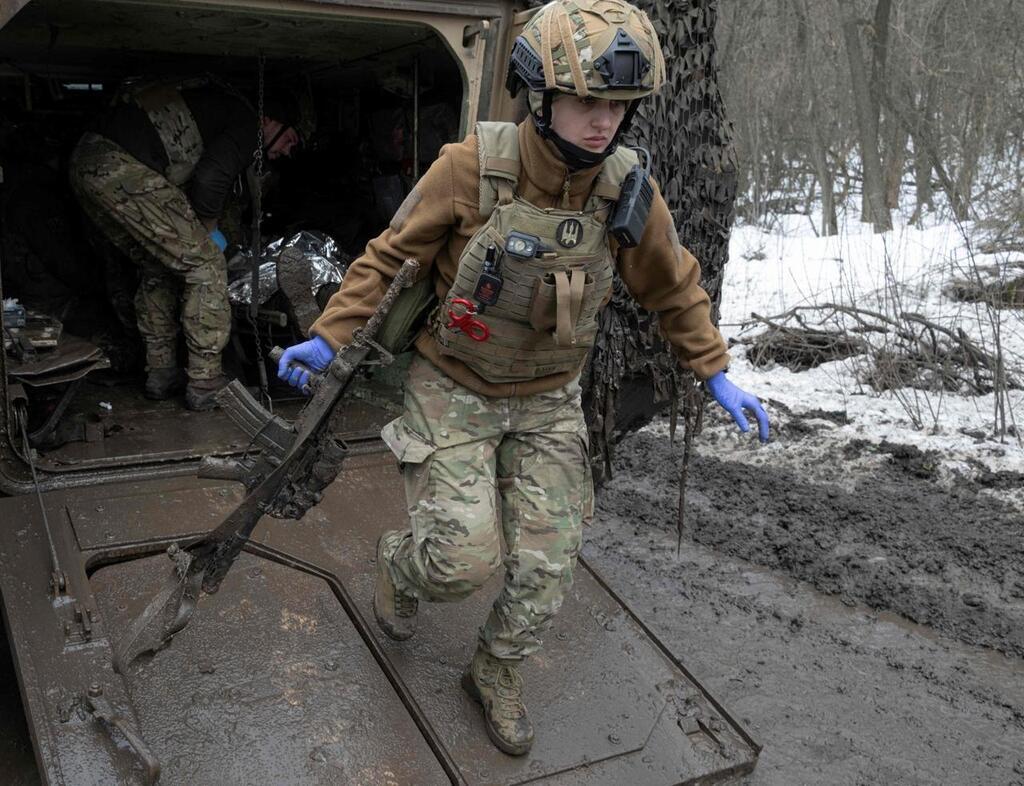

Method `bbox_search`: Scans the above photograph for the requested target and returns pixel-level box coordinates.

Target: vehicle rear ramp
[0,450,759,784]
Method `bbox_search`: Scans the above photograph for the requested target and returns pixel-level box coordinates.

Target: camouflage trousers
[68,133,229,380]
[380,354,593,661]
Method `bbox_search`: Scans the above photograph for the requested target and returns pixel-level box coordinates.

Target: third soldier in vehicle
[70,80,302,410]
[279,0,769,755]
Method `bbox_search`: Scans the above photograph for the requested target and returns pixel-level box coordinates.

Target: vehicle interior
[0,0,479,478]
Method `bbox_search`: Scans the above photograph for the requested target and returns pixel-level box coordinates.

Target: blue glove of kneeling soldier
[209,228,228,252]
[706,370,770,443]
[277,335,334,392]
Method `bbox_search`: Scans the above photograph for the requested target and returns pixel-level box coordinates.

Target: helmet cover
[506,0,666,101]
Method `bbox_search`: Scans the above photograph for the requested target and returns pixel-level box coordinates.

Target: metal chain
[254,52,265,192]
[248,53,272,411]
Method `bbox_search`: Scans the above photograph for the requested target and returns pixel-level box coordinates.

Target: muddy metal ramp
[0,449,759,784]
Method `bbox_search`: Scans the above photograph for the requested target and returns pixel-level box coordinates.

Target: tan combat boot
[461,647,534,756]
[373,534,418,640]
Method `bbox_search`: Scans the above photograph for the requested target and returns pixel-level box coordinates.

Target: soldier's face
[550,95,628,153]
[261,118,300,159]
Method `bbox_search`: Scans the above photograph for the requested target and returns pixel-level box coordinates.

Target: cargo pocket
[381,417,437,466]
[381,418,439,515]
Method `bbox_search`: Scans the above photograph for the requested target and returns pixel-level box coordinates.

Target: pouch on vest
[376,275,438,355]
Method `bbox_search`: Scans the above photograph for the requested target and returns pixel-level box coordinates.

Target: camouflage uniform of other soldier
[70,84,302,409]
[70,135,230,390]
[283,0,768,757]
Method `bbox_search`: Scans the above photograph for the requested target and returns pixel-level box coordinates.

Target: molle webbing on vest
[133,84,205,186]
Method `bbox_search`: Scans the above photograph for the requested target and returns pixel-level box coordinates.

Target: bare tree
[834,0,892,230]
[792,0,838,235]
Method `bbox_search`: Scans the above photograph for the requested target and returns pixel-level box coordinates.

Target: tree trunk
[866,0,892,217]
[579,0,739,479]
[881,85,969,222]
[954,92,986,220]
[912,143,934,224]
[884,124,908,210]
[834,0,892,231]
[793,0,838,235]
[897,0,952,223]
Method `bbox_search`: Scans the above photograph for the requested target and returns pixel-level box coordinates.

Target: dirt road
[585,410,1024,785]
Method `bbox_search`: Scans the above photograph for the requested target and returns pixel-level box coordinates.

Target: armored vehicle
[0,1,758,782]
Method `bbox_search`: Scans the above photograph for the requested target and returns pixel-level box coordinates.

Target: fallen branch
[737,304,1021,395]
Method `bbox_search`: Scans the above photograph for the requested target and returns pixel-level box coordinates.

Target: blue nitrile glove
[706,371,770,443]
[209,228,228,252]
[277,335,334,392]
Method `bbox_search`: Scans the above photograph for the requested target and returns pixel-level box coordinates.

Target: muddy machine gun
[113,259,420,673]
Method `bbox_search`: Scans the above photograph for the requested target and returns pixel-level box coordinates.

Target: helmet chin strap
[531,91,641,171]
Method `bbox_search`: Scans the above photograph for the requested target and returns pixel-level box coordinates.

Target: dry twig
[737,303,1021,396]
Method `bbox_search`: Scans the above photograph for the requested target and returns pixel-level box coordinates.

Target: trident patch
[556,219,584,248]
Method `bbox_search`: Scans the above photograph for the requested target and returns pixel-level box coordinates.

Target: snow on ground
[686,212,1024,506]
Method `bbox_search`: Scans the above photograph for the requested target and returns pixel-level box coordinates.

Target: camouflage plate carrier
[431,121,639,383]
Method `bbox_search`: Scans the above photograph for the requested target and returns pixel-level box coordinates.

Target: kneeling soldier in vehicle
[279,0,769,755]
[70,81,301,410]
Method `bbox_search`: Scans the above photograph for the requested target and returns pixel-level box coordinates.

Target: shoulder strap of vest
[587,145,641,212]
[475,121,521,219]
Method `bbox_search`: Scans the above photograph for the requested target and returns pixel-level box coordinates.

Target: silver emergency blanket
[228,231,348,306]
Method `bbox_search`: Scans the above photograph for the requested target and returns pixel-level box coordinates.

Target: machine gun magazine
[214,380,295,460]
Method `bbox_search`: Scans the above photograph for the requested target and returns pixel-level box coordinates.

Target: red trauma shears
[446,297,490,342]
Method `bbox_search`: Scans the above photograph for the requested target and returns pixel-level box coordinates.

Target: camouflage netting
[523,0,739,480]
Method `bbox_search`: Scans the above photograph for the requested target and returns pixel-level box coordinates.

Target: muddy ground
[584,407,1024,785]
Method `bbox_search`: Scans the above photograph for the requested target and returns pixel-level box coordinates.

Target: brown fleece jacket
[310,120,730,397]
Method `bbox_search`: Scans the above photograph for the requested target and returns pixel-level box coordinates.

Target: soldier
[279,0,769,755]
[70,82,302,410]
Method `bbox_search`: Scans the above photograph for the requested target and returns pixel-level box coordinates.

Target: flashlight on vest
[473,244,504,311]
[505,231,542,258]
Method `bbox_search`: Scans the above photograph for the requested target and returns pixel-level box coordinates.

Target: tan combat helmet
[506,0,666,167]
[507,0,665,102]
